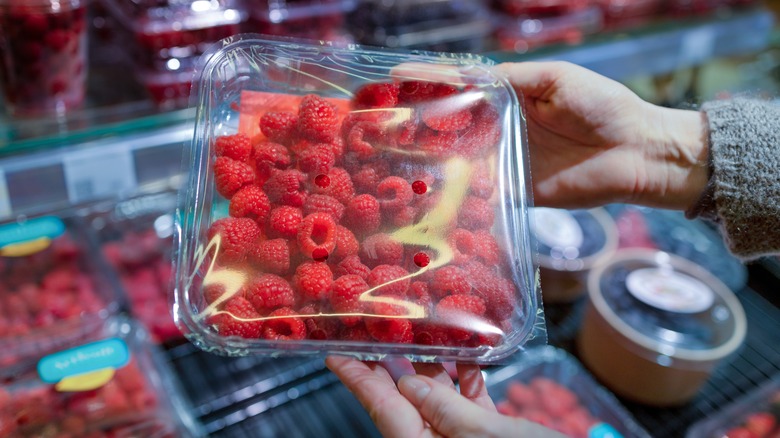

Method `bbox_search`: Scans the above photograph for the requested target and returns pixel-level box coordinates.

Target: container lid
[101,0,246,34]
[531,207,618,272]
[588,249,746,362]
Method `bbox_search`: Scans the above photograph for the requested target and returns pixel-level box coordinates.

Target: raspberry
[298,143,335,174]
[293,261,333,301]
[268,206,303,238]
[215,133,252,162]
[203,282,243,306]
[376,176,413,211]
[360,233,404,268]
[207,217,263,264]
[398,80,439,103]
[303,194,345,222]
[416,127,458,157]
[214,157,255,198]
[408,281,433,311]
[333,225,359,261]
[300,303,340,339]
[459,196,495,230]
[264,169,307,207]
[246,274,295,311]
[45,29,70,51]
[430,265,471,298]
[448,228,476,265]
[469,162,493,198]
[473,230,501,265]
[229,185,271,223]
[353,82,400,109]
[455,102,501,157]
[334,255,371,279]
[392,205,418,227]
[366,264,410,297]
[249,238,290,274]
[212,296,263,338]
[312,167,355,204]
[330,274,369,327]
[351,162,389,195]
[413,252,430,268]
[263,307,306,340]
[339,322,371,342]
[421,99,473,132]
[394,117,419,146]
[259,111,298,144]
[254,141,291,170]
[330,136,346,162]
[347,121,387,160]
[297,212,337,259]
[343,194,381,234]
[298,94,340,142]
[413,324,450,346]
[435,294,487,341]
[365,302,413,343]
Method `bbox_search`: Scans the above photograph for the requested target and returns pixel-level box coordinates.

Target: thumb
[493,62,561,100]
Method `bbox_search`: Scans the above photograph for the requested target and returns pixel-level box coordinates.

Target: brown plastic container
[577,249,746,406]
[532,207,618,304]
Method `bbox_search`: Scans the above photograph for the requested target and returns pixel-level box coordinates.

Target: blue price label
[38,338,130,384]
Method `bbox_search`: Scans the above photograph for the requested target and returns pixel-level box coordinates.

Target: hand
[326,356,565,438]
[493,61,709,211]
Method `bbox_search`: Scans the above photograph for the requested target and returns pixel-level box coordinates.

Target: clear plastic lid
[588,249,746,361]
[100,0,246,35]
[174,34,544,363]
[486,346,651,438]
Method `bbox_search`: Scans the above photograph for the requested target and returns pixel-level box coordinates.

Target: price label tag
[63,147,137,204]
[0,169,11,220]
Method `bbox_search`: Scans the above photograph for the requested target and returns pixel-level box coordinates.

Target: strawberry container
[0,214,121,366]
[577,249,747,406]
[486,346,651,438]
[0,317,203,437]
[242,0,356,42]
[492,0,590,16]
[174,35,544,363]
[494,6,603,54]
[687,374,780,438]
[0,0,89,117]
[531,207,618,304]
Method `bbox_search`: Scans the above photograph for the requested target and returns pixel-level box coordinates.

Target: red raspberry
[297,212,337,260]
[408,281,433,312]
[473,230,500,265]
[259,111,298,144]
[366,264,410,297]
[365,302,413,343]
[298,94,339,142]
[215,133,252,162]
[347,121,387,160]
[416,127,458,157]
[246,274,295,311]
[353,82,400,109]
[459,196,495,230]
[203,281,244,306]
[334,254,371,279]
[303,194,344,222]
[392,206,418,227]
[469,162,494,198]
[430,265,471,298]
[263,307,306,340]
[329,136,346,162]
[330,274,369,327]
[268,206,303,238]
[254,141,291,171]
[207,217,263,264]
[413,323,450,346]
[45,29,70,51]
[455,102,501,157]
[249,238,290,274]
[395,117,419,146]
[333,225,359,261]
[214,157,255,199]
[264,169,307,207]
[360,233,404,268]
[312,167,355,205]
[299,302,340,339]
[339,322,371,342]
[212,296,263,338]
[435,294,487,341]
[398,80,439,103]
[343,194,381,234]
[351,162,389,195]
[376,176,413,211]
[293,261,333,301]
[229,185,271,223]
[298,143,335,174]
[448,228,477,265]
[421,99,473,132]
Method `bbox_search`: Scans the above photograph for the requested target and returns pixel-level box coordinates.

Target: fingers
[325,356,426,438]
[455,364,496,411]
[412,363,457,389]
[492,62,566,101]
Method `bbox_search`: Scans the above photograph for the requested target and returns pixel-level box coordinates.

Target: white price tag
[63,147,137,204]
[679,28,715,65]
[0,169,11,219]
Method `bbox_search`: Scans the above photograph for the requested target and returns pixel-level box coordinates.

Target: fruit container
[530,207,618,304]
[174,34,544,363]
[0,317,203,437]
[577,249,747,406]
[0,215,121,366]
[82,192,181,344]
[492,0,590,16]
[486,346,651,438]
[137,65,196,109]
[242,0,356,42]
[595,0,663,29]
[687,374,780,438]
[347,0,493,52]
[494,6,603,54]
[607,204,748,292]
[0,0,89,117]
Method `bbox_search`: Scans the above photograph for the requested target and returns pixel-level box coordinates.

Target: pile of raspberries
[204,80,518,347]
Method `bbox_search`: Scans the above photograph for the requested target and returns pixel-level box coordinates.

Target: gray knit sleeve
[686,97,780,260]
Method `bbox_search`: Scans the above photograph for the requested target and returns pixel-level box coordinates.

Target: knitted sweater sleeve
[686,97,780,260]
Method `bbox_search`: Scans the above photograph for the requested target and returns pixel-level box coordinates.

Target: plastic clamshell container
[82,192,181,344]
[531,207,618,304]
[0,215,121,366]
[686,374,780,438]
[0,317,203,437]
[494,7,603,54]
[175,35,543,363]
[577,249,747,406]
[493,0,590,16]
[244,0,356,41]
[486,346,651,438]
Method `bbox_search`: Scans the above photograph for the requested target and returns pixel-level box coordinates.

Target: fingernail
[398,376,431,405]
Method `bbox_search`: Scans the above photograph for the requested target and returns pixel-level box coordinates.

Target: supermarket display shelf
[488,7,775,81]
